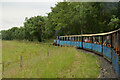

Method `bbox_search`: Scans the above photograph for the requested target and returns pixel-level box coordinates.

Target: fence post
[30,54,32,63]
[20,56,23,68]
[47,49,49,56]
[2,62,4,74]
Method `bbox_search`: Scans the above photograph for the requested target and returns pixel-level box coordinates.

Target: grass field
[2,40,100,78]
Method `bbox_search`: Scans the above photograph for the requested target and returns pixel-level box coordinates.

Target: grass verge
[2,40,100,78]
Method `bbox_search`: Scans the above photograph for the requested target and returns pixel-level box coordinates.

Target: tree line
[1,2,120,42]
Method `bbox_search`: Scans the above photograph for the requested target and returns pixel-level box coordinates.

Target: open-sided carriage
[54,28,120,76]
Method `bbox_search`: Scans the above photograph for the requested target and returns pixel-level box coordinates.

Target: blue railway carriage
[54,28,120,76]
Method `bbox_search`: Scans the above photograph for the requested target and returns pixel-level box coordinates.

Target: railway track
[77,49,118,78]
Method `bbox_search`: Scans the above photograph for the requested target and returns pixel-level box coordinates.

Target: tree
[1,2,119,41]
[108,15,119,30]
[24,16,45,42]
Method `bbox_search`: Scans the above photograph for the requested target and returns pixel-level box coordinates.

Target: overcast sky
[0,0,63,30]
[0,0,119,30]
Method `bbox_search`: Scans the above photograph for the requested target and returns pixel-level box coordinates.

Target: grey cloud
[0,2,56,30]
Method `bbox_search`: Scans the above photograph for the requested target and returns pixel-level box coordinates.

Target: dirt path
[77,49,118,78]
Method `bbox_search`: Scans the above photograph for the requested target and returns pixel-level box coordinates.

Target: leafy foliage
[1,2,120,41]
[24,16,45,42]
[108,15,119,30]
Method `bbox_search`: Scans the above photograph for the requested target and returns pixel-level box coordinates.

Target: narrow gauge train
[53,28,120,76]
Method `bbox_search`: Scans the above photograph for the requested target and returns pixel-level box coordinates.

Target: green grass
[2,40,100,78]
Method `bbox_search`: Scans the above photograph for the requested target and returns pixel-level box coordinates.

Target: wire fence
[2,49,50,75]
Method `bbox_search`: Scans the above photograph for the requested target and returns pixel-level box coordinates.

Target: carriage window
[118,31,120,54]
[65,37,66,41]
[77,36,79,41]
[69,37,71,41]
[65,37,67,41]
[83,37,85,42]
[75,37,78,41]
[112,32,120,54]
[71,37,73,41]
[84,37,90,43]
[59,37,61,40]
[99,36,102,45]
[103,35,111,47]
[89,37,92,43]
[93,36,99,44]
[79,37,82,41]
[67,37,68,41]
[63,37,64,41]
[61,37,62,40]
[117,32,120,53]
[75,37,77,41]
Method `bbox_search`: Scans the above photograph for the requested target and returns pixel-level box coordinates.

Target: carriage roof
[60,28,120,37]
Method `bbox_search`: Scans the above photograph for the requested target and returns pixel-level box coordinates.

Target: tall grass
[2,40,100,78]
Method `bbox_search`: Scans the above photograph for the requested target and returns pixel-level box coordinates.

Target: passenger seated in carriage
[94,38,101,44]
[103,36,111,47]
[94,38,98,44]
[84,37,90,43]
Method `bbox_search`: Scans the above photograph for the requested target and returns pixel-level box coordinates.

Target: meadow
[2,40,100,78]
